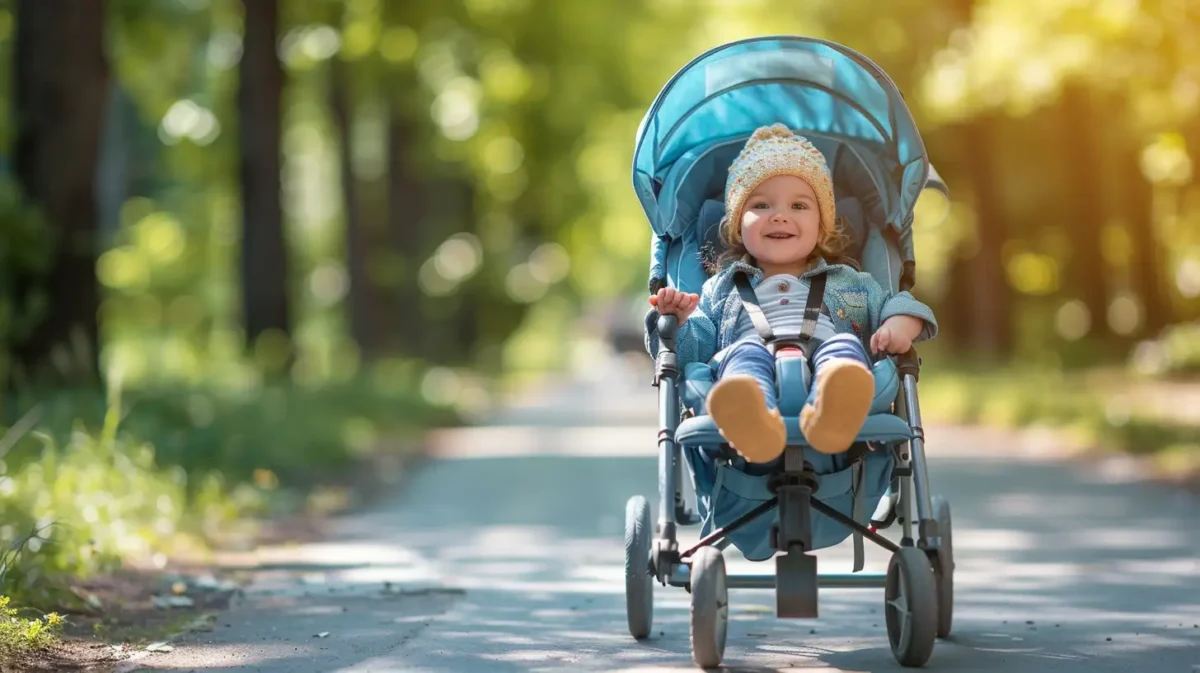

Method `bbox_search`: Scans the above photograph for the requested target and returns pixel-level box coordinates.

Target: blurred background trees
[2,0,1196,402]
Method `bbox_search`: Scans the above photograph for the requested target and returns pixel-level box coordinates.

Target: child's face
[739,175,821,271]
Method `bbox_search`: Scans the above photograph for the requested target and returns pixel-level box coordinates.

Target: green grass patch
[0,596,63,664]
[0,375,458,612]
[920,363,1200,479]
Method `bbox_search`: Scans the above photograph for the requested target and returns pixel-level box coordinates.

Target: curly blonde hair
[707,211,856,274]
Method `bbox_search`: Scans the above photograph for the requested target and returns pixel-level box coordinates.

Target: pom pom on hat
[723,124,836,246]
[746,123,796,144]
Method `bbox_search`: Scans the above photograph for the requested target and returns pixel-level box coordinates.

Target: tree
[937,0,1013,359]
[330,57,394,358]
[238,0,291,349]
[385,93,427,357]
[11,0,111,382]
[1059,84,1109,339]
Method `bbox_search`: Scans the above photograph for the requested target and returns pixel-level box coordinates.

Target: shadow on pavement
[143,439,1200,672]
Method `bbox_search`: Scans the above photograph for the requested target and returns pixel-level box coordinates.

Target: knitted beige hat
[723,124,836,247]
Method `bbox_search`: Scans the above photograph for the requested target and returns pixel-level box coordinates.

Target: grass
[0,368,459,664]
[0,596,63,663]
[919,360,1200,484]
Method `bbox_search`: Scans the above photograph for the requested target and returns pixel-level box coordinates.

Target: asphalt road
[125,355,1200,672]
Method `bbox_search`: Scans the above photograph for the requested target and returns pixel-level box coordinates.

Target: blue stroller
[625,36,955,668]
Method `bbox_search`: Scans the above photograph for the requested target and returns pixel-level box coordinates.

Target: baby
[649,124,937,461]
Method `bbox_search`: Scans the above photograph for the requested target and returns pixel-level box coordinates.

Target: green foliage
[920,361,1200,480]
[0,372,454,609]
[1131,321,1200,377]
[0,596,63,664]
[0,400,242,607]
[0,176,54,386]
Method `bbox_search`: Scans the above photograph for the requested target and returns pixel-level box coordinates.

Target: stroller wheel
[932,495,954,639]
[688,547,728,669]
[624,496,653,640]
[885,547,938,667]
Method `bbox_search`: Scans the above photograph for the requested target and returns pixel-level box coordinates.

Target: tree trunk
[387,108,426,356]
[957,115,1011,359]
[940,253,972,351]
[331,64,388,358]
[940,0,1010,360]
[1059,84,1109,338]
[11,0,110,382]
[1121,147,1172,335]
[238,0,290,346]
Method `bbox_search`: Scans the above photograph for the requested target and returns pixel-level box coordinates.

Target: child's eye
[792,202,808,210]
[752,201,770,209]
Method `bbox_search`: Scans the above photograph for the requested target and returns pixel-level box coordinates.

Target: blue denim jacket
[644,256,938,367]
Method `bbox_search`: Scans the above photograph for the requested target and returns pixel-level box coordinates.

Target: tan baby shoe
[706,375,787,463]
[799,359,874,454]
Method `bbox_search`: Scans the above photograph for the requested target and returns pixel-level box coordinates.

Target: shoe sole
[707,376,786,463]
[800,359,875,455]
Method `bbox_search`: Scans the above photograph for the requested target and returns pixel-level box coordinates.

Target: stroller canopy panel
[634,37,930,240]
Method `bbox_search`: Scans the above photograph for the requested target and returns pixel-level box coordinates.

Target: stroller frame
[628,313,953,668]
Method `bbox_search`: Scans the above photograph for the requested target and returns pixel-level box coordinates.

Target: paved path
[127,355,1200,672]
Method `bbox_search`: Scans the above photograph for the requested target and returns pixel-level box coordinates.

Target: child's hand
[870,315,924,355]
[649,288,699,321]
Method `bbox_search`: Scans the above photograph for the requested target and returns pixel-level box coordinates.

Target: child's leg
[799,333,874,455]
[705,340,786,464]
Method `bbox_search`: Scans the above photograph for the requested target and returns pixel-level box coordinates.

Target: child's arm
[644,276,721,366]
[857,271,938,354]
[870,314,926,355]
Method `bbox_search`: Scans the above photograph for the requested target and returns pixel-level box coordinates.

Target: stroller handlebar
[656,314,679,352]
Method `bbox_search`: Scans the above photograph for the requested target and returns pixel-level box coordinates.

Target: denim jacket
[644,256,938,368]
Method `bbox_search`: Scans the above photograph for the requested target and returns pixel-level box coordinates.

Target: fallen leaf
[145,642,174,653]
[153,595,195,609]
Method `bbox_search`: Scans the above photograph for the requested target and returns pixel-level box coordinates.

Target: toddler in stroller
[648,122,937,461]
[624,36,956,669]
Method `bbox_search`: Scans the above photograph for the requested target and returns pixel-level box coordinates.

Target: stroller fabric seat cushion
[681,362,720,414]
[676,411,912,447]
[680,356,900,417]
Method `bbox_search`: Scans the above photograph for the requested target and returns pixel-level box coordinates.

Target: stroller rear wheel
[624,496,654,639]
[932,495,954,638]
[885,547,938,667]
[689,546,728,669]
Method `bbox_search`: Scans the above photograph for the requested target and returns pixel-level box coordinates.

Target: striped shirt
[733,274,838,343]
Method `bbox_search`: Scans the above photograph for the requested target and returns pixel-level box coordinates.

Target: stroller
[625,36,955,668]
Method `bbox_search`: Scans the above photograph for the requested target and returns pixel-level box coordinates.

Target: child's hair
[705,212,858,274]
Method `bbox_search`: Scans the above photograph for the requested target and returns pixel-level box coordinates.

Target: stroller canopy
[633,36,942,242]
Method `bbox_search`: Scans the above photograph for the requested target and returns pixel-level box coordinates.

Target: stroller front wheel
[885,546,938,667]
[932,495,955,639]
[624,495,654,639]
[689,546,728,669]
